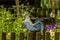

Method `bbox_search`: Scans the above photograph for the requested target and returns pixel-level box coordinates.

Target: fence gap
[11,32,15,40]
[36,32,41,40]
[45,32,50,40]
[2,32,6,40]
[19,32,24,40]
[55,32,59,40]
[27,32,33,40]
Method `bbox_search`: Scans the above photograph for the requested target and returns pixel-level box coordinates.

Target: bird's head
[23,11,30,20]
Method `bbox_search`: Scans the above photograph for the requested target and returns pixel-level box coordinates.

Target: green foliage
[0,6,13,32]
[41,0,51,9]
[0,5,28,40]
[56,10,60,22]
[0,5,24,33]
[41,0,59,9]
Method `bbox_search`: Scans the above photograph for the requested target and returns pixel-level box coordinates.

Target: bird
[23,12,44,32]
[50,10,55,18]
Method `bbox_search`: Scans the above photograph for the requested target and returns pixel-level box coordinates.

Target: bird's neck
[24,16,32,23]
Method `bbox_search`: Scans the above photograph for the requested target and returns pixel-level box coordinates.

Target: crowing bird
[23,12,44,32]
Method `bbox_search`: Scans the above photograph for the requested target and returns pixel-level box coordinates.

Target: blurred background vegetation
[0,0,60,40]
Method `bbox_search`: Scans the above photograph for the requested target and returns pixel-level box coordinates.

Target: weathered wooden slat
[36,32,41,40]
[27,32,33,40]
[55,32,59,40]
[2,32,6,40]
[33,32,36,40]
[11,32,15,40]
[19,32,24,40]
[1,32,60,40]
[15,0,20,16]
[45,32,50,40]
[43,31,45,40]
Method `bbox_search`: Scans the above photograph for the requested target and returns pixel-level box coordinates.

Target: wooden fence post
[15,0,20,16]
[19,32,24,40]
[36,32,41,40]
[11,32,15,40]
[45,32,50,40]
[2,32,6,40]
[55,32,59,40]
[43,30,45,40]
[27,32,33,40]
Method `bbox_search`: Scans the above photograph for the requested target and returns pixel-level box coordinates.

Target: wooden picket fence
[1,32,60,40]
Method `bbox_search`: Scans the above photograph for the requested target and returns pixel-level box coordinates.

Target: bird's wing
[33,19,44,31]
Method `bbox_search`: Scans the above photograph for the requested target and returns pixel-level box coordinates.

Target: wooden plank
[19,32,24,40]
[11,32,15,40]
[2,32,6,40]
[36,32,41,40]
[15,0,20,16]
[45,32,50,40]
[55,32,59,40]
[27,32,33,40]
[43,31,45,40]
